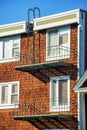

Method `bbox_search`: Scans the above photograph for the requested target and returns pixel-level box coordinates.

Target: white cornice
[34,9,86,31]
[0,21,27,37]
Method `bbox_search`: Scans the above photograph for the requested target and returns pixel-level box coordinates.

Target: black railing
[14,98,78,117]
[18,45,77,66]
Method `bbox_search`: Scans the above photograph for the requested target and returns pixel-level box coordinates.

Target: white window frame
[50,76,70,112]
[46,26,70,61]
[0,35,20,63]
[0,81,20,109]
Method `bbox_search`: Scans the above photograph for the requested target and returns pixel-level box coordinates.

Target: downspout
[78,21,80,130]
[77,11,82,130]
[78,93,80,130]
[77,11,85,130]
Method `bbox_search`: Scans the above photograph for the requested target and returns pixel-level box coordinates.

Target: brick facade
[0,22,79,130]
[2,8,87,130]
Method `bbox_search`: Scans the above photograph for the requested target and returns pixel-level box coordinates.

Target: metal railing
[14,98,78,118]
[18,45,77,66]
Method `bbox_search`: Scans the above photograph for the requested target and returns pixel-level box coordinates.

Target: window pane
[51,80,58,107]
[59,27,70,57]
[2,85,8,104]
[12,84,18,93]
[59,33,68,45]
[11,84,18,104]
[11,95,18,104]
[47,30,58,58]
[3,40,12,59]
[12,37,19,58]
[13,40,19,47]
[59,80,67,106]
[12,48,19,58]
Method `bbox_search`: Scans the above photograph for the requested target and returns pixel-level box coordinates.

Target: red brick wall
[0,23,78,130]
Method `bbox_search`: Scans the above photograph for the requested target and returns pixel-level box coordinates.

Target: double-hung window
[46,26,70,60]
[0,81,19,109]
[50,76,70,112]
[0,35,20,63]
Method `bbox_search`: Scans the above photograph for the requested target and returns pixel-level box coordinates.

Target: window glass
[59,33,68,45]
[12,48,19,58]
[3,40,12,59]
[13,38,19,47]
[11,84,18,104]
[59,80,67,106]
[11,94,18,104]
[50,76,70,111]
[12,84,18,93]
[2,85,8,104]
[12,37,19,58]
[47,30,58,58]
[51,80,58,107]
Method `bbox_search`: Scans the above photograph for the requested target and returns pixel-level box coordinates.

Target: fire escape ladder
[27,7,41,64]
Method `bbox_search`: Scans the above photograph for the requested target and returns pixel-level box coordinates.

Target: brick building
[0,8,87,130]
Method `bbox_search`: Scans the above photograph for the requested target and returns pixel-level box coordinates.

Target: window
[50,76,70,112]
[46,26,70,60]
[0,81,19,109]
[0,35,20,63]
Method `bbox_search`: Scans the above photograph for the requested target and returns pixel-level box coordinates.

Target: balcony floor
[15,61,72,72]
[14,113,72,120]
[15,61,73,83]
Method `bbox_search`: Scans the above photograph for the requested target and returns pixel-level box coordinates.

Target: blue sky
[0,0,87,25]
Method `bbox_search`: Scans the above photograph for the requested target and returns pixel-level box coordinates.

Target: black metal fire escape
[26,7,41,64]
[15,6,76,83]
[14,7,78,130]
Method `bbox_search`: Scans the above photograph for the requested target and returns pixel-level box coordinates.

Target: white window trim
[0,81,20,109]
[50,75,70,112]
[0,35,20,63]
[46,26,70,61]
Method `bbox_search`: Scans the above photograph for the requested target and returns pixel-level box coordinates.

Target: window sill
[0,104,19,109]
[0,58,20,63]
[46,55,70,61]
[50,106,70,112]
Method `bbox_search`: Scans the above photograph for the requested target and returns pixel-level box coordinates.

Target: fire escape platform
[15,61,73,83]
[15,61,72,72]
[14,113,72,121]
